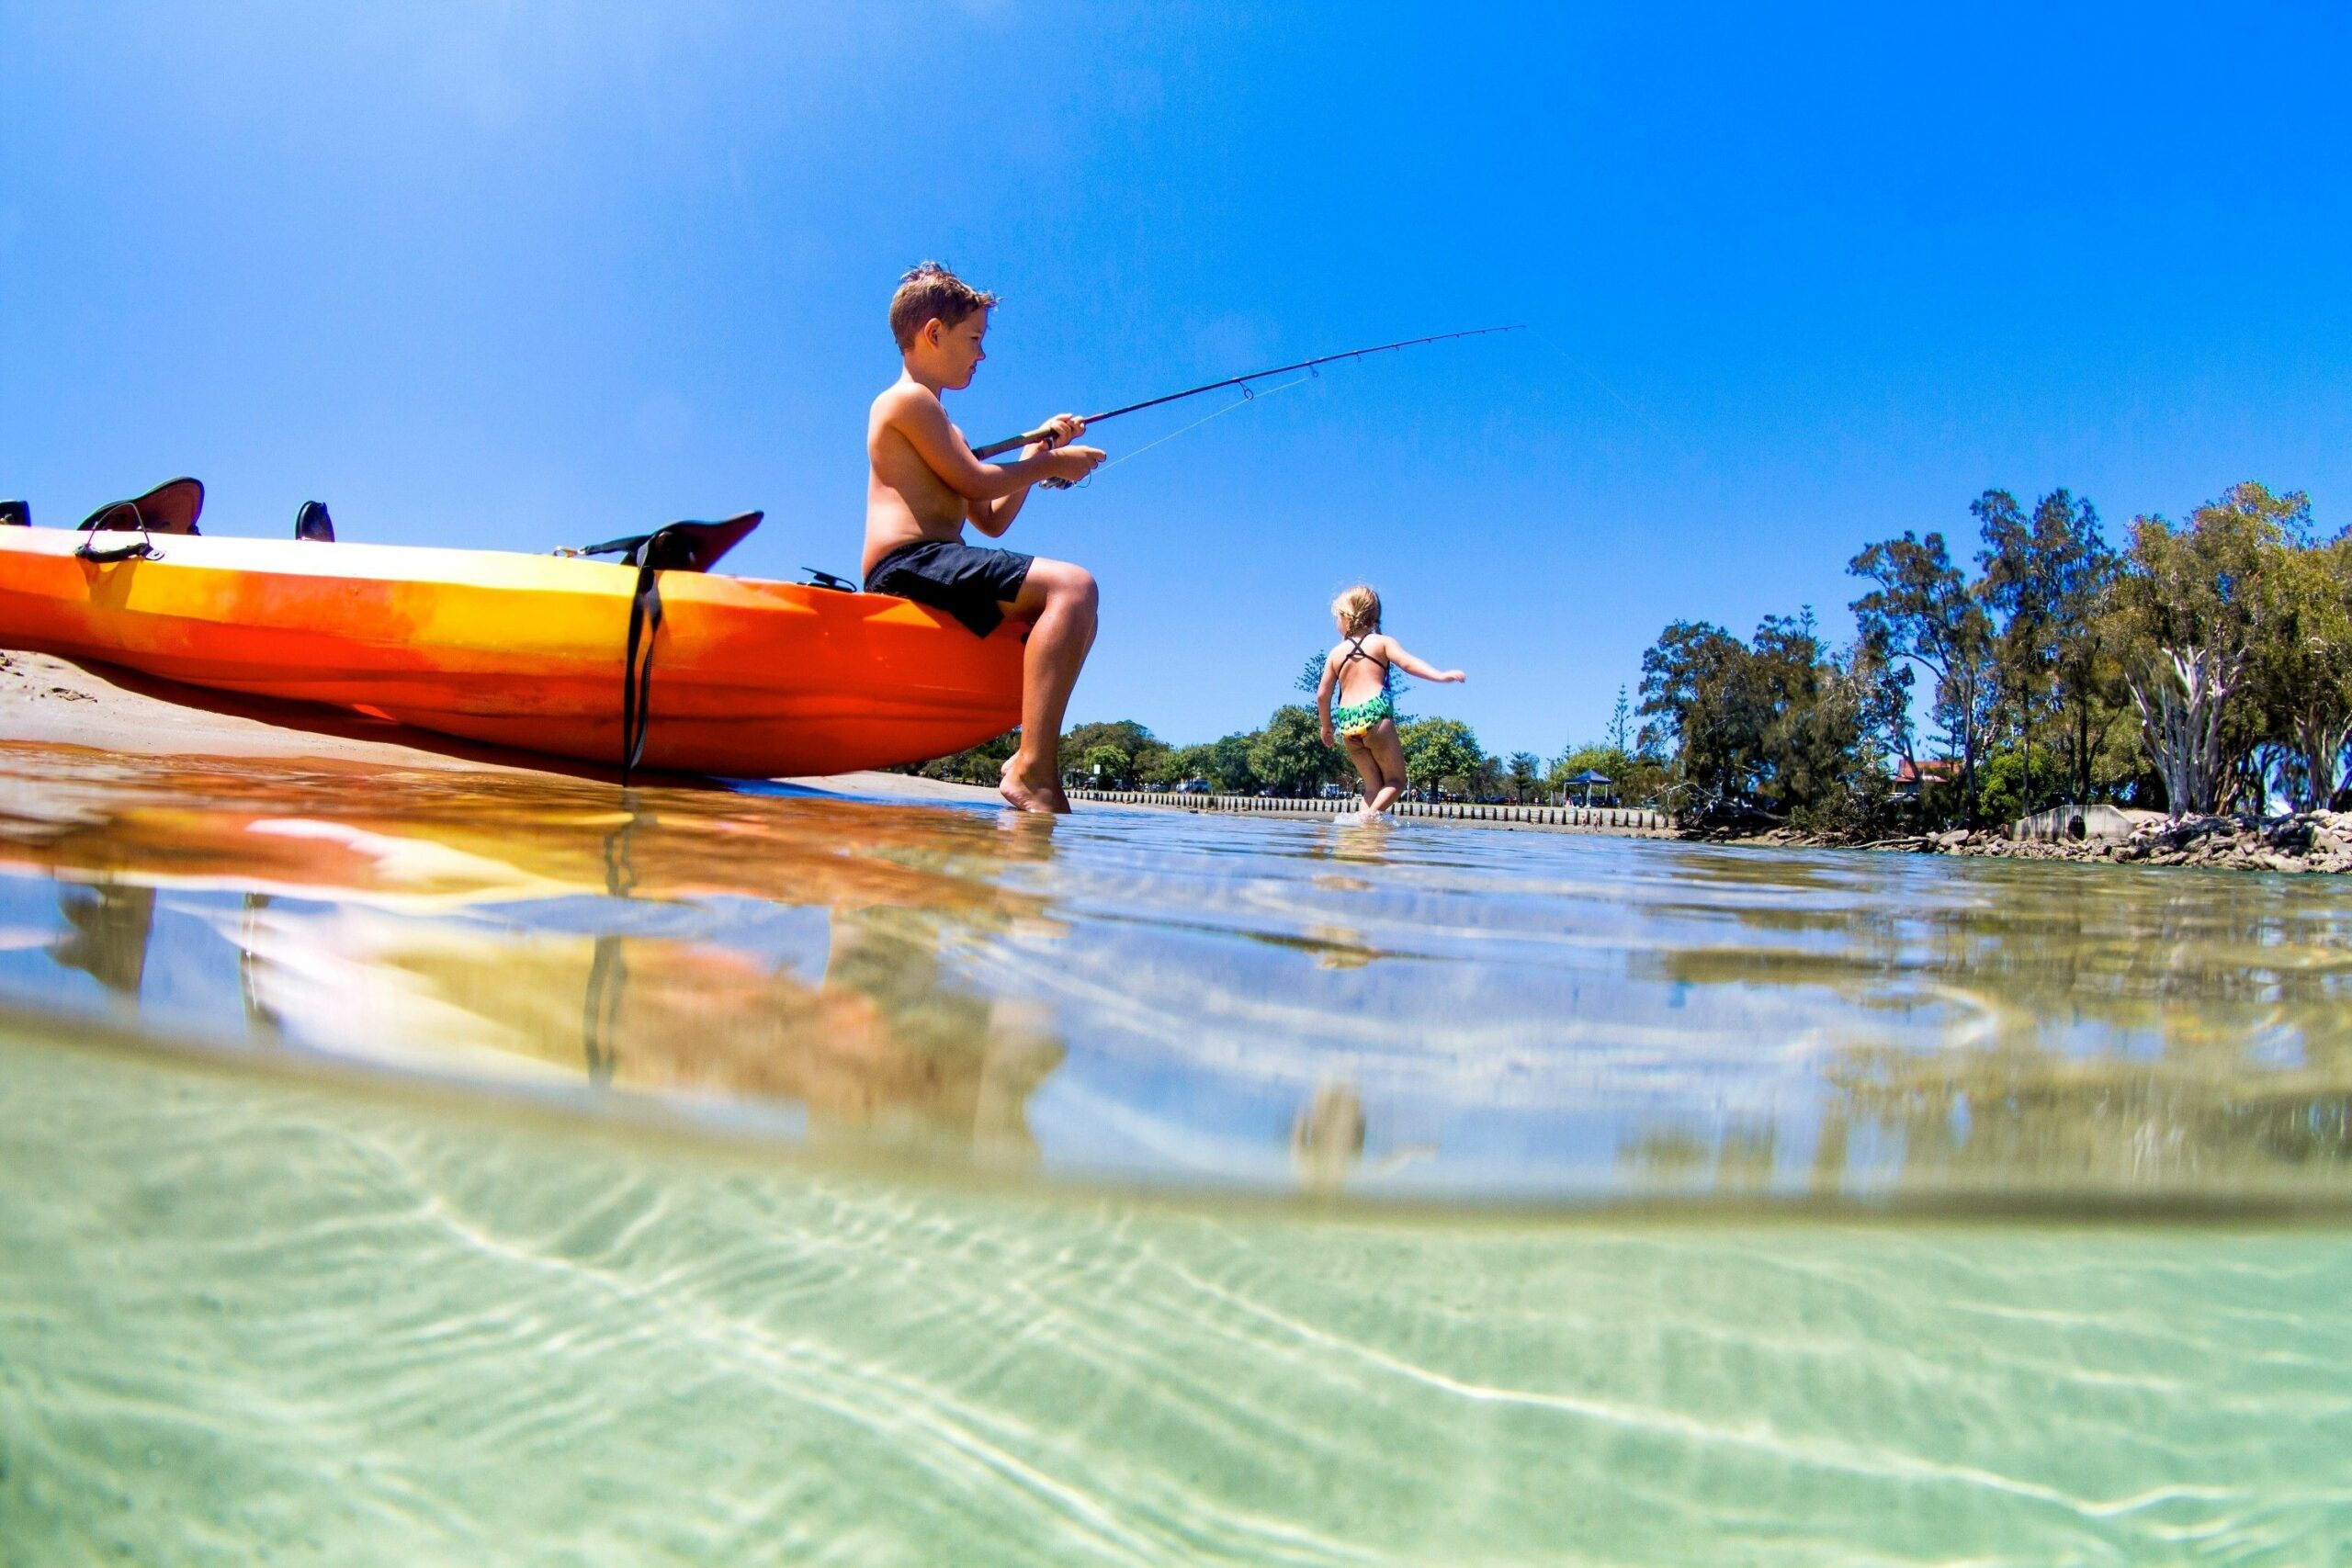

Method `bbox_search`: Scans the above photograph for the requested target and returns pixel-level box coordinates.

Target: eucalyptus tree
[1849,531,1996,821]
[1636,611,1867,823]
[1848,627,1918,811]
[2248,529,2352,810]
[1638,619,1757,810]
[1748,610,1864,818]
[2106,482,2304,815]
[1974,488,2115,810]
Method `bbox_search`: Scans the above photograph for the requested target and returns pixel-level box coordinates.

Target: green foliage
[1164,744,1211,786]
[1638,610,1871,821]
[1295,649,1328,694]
[1849,529,1996,818]
[887,727,1018,784]
[2107,481,2313,814]
[1130,744,1182,788]
[1607,685,1633,753]
[1160,735,1261,795]
[1397,717,1484,795]
[1080,744,1131,784]
[1210,733,1260,793]
[1503,750,1544,802]
[907,477,2341,835]
[1975,748,2068,830]
[1059,719,1171,790]
[2245,521,2352,809]
[1974,488,2116,812]
[1551,742,1672,808]
[1249,705,1348,795]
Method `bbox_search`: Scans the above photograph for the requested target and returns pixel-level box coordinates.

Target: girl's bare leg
[1362,721,1408,815]
[1340,734,1383,813]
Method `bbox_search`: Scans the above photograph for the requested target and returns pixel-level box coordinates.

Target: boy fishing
[864,262,1105,813]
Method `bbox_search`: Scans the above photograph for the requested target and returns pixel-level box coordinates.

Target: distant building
[1892,758,1961,799]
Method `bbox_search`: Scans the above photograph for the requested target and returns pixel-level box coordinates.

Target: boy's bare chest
[868,424,966,524]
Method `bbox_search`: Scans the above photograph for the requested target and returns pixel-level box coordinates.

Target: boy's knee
[1034,559,1098,610]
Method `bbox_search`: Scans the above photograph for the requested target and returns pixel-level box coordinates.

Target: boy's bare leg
[996,558,1098,813]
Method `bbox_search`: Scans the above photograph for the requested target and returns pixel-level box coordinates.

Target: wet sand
[0,649,1000,805]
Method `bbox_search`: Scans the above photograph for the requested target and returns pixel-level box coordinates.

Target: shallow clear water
[3,740,2350,1561]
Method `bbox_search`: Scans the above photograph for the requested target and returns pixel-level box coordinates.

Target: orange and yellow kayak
[0,525,1023,777]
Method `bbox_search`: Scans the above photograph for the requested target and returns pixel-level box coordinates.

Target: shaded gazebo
[1566,768,1615,807]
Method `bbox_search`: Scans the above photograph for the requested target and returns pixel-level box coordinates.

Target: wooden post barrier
[1058,790,1669,833]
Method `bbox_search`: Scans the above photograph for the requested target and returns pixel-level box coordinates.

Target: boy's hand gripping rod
[968,325,1524,464]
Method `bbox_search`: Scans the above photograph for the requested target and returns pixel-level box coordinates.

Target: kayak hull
[0,529,1024,777]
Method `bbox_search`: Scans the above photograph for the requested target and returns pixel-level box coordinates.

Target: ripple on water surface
[0,740,2347,1206]
[4,742,2352,1562]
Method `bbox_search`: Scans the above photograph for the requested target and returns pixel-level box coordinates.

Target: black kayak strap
[580,513,763,782]
[620,558,664,780]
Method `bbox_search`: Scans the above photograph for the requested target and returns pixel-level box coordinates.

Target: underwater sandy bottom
[3,739,2352,1561]
[5,1033,2350,1565]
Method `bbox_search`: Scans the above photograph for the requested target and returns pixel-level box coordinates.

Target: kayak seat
[295,500,335,542]
[0,501,28,527]
[79,477,204,536]
[572,512,763,575]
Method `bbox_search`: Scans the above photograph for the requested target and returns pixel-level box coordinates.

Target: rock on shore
[1833,812,2352,874]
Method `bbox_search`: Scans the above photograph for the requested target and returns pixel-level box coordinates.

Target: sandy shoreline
[0,649,1002,806]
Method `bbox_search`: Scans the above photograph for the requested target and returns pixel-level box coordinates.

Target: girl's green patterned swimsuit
[1330,635,1395,738]
[1331,689,1395,738]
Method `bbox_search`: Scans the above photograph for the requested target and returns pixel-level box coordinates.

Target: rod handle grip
[970,425,1058,461]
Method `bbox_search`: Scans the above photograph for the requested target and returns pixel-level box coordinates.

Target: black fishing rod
[969,324,1523,460]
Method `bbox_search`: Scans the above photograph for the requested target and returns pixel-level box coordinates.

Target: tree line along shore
[903,479,2349,863]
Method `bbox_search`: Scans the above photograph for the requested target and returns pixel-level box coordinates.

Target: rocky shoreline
[1736,811,2352,874]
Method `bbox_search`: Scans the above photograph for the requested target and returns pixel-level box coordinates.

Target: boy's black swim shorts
[863,538,1034,637]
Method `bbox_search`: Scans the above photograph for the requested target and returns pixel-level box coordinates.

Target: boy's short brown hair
[889,261,997,350]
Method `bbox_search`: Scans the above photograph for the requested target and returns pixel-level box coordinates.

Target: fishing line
[1094,372,1316,474]
[1527,327,1693,459]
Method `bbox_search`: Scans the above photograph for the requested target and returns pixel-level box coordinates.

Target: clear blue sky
[4,5,2346,758]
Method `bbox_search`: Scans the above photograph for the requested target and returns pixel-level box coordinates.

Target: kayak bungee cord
[968,324,1524,463]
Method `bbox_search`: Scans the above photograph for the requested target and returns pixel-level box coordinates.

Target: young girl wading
[1315,586,1465,822]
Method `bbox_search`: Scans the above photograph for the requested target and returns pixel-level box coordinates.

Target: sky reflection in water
[4,740,2350,1208]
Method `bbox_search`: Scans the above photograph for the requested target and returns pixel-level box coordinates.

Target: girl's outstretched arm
[1381,637,1465,683]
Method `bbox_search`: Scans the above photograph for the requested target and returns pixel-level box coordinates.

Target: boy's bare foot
[1000,756,1069,814]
